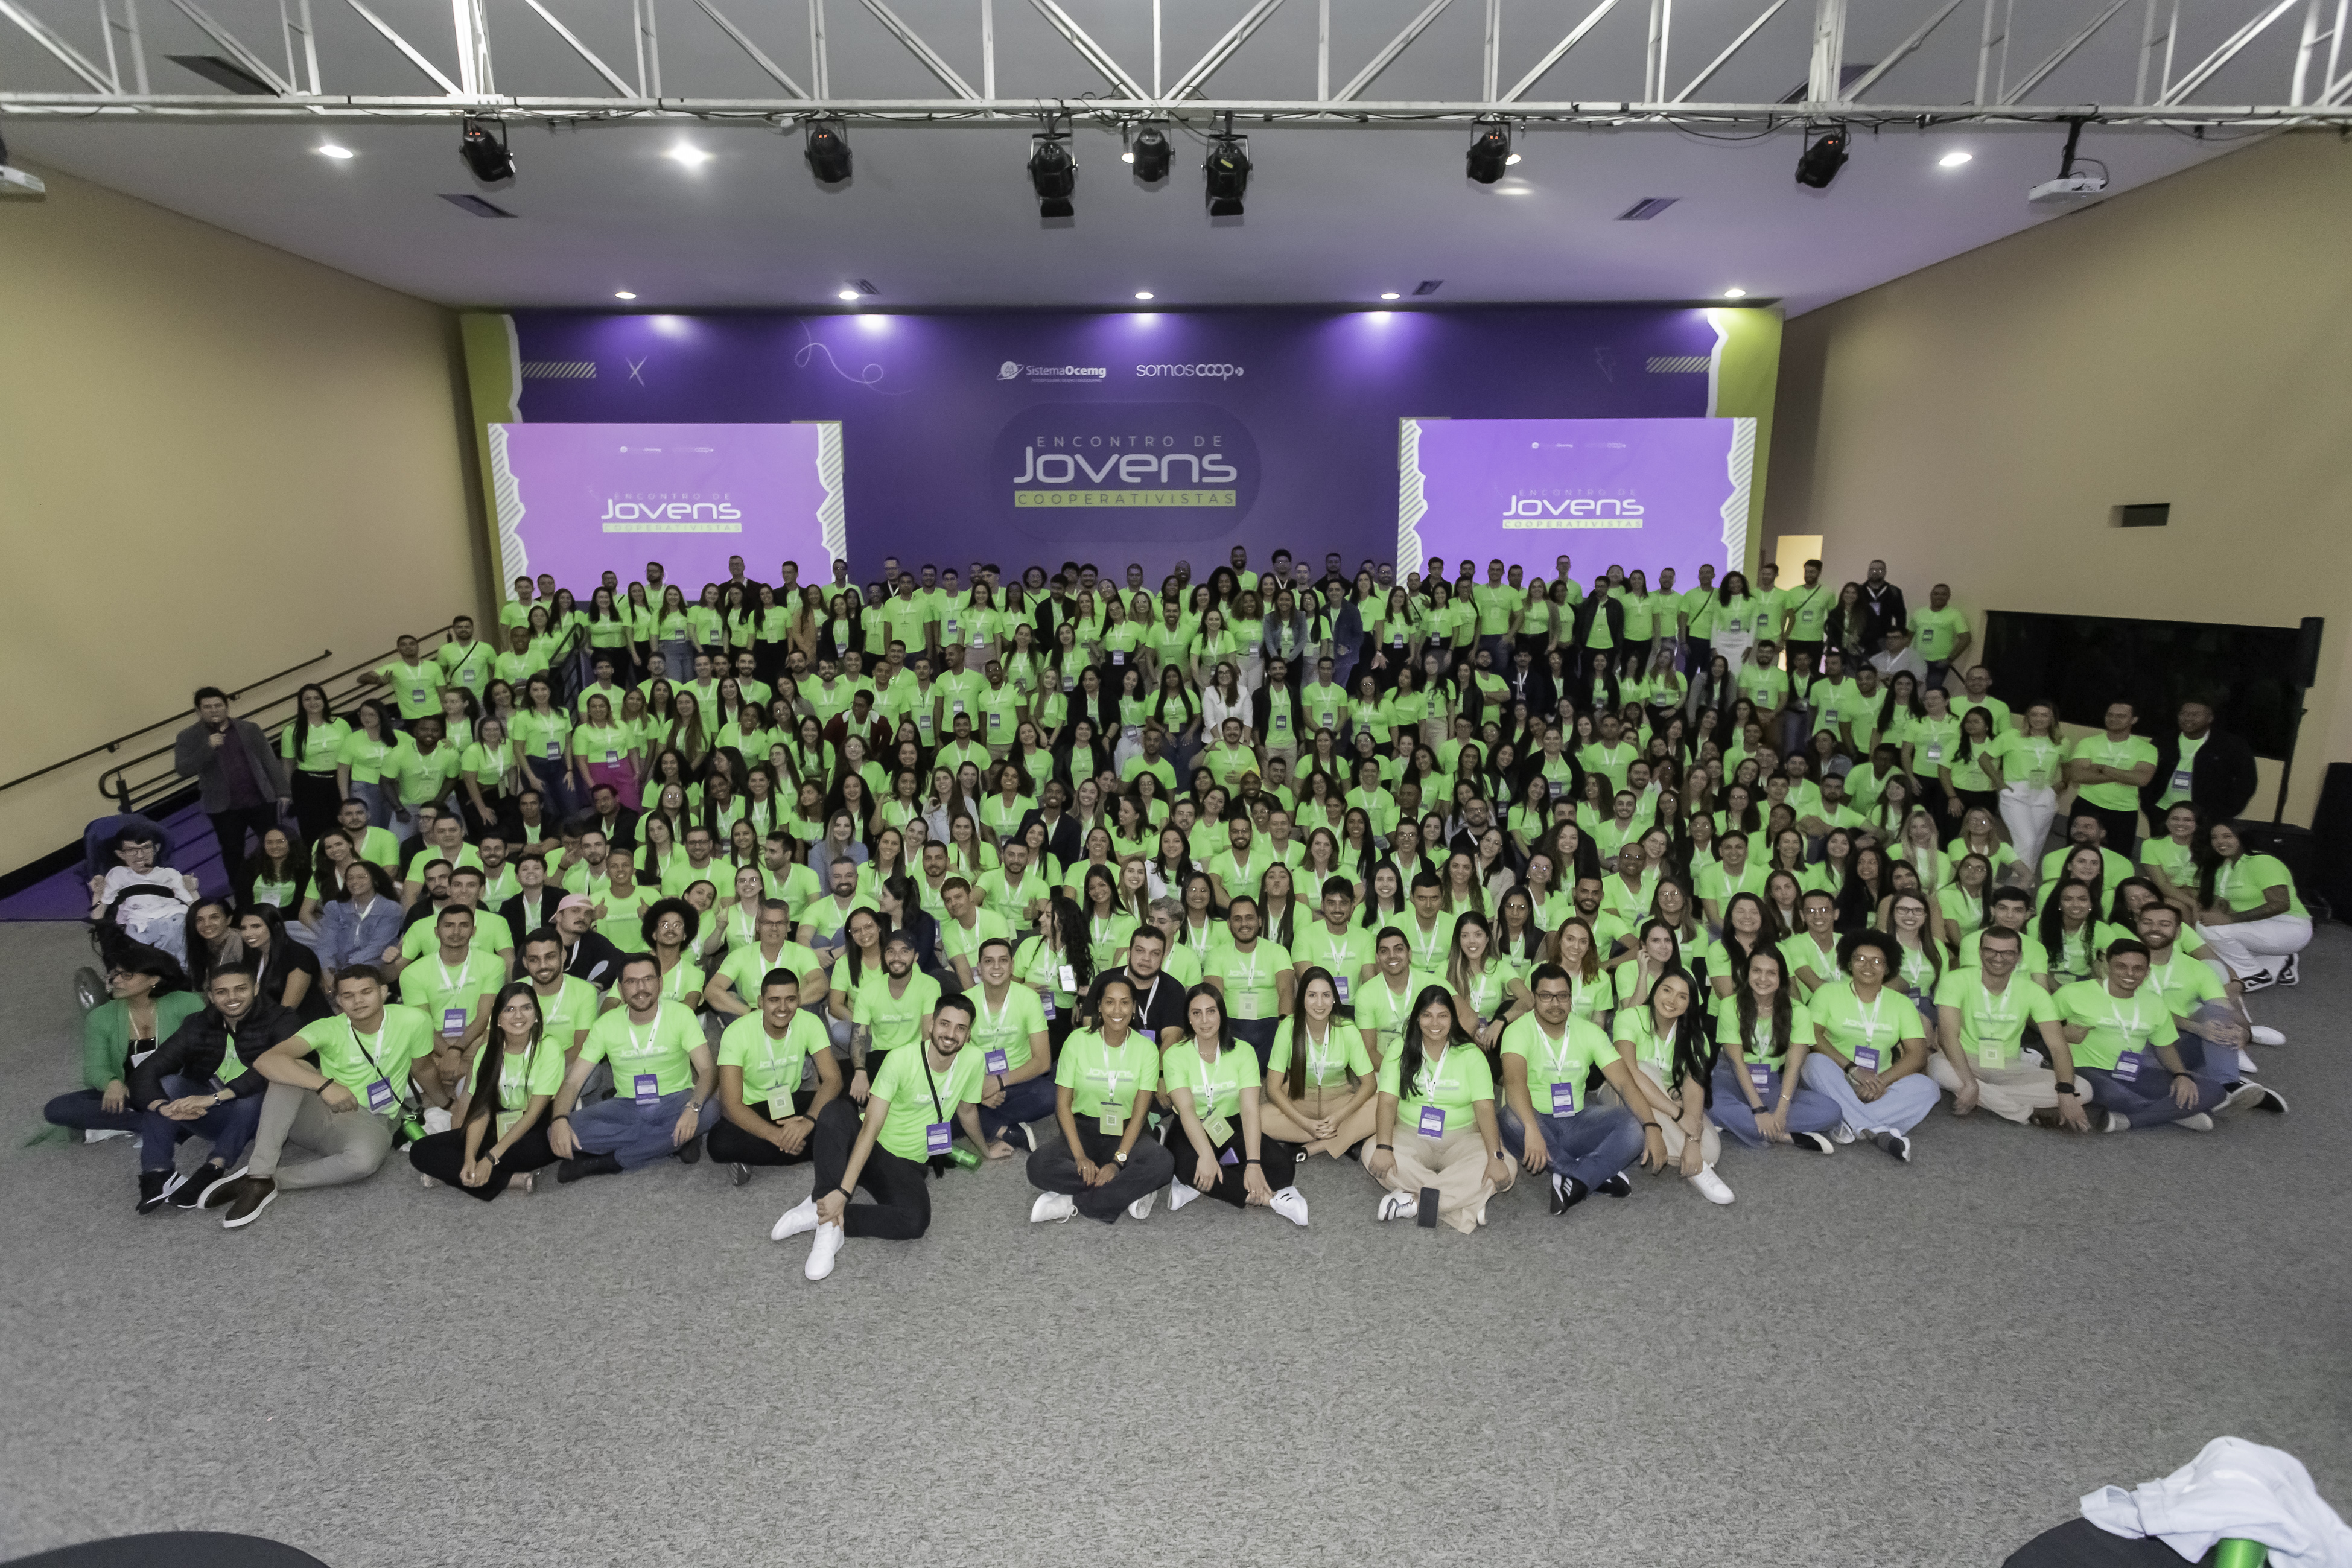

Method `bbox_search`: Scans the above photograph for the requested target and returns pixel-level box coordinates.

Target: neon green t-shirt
[1377,1040,1494,1134]
[579,1000,704,1097]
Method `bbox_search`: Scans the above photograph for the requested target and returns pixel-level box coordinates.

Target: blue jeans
[2082,1058,2225,1129]
[44,1088,146,1137]
[977,1072,1057,1143]
[1228,1017,1278,1077]
[1496,1102,1645,1187]
[135,1073,264,1173]
[1707,1056,1843,1149]
[570,1087,720,1170]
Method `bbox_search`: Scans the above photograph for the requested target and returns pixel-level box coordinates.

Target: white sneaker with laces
[803,1221,846,1280]
[1376,1190,1419,1222]
[1167,1178,1200,1212]
[1029,1191,1077,1224]
[1830,1121,1858,1145]
[769,1196,821,1242]
[1269,1186,1310,1227]
[2249,1026,2285,1047]
[2172,1112,2216,1132]
[1125,1189,1158,1221]
[2103,1111,2129,1134]
[1690,1164,1735,1205]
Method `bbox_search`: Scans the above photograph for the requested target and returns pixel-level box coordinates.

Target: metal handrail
[0,650,334,796]
[98,624,461,814]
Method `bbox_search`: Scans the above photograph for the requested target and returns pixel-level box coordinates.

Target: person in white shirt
[1869,628,1929,686]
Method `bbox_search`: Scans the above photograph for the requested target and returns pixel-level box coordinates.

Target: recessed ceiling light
[1504,151,1522,165]
[837,288,860,301]
[1939,150,1972,168]
[1722,287,1747,299]
[316,143,354,159]
[667,142,712,167]
[614,290,637,300]
[1498,186,1531,195]
[1134,290,1154,300]
[1380,291,1401,300]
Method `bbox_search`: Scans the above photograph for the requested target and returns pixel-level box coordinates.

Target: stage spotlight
[1466,122,1512,184]
[1795,124,1848,189]
[1130,126,1172,182]
[804,118,851,184]
[1204,121,1250,215]
[1029,132,1076,217]
[459,118,515,185]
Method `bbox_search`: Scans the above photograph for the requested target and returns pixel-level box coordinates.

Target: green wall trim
[1709,305,1784,580]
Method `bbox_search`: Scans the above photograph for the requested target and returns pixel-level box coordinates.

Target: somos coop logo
[991,401,1261,542]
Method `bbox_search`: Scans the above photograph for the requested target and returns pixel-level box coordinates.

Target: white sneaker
[2172,1112,2216,1133]
[803,1220,845,1280]
[2249,1026,2285,1047]
[1830,1121,1857,1145]
[769,1196,821,1242]
[1029,1191,1077,1224]
[1125,1189,1157,1221]
[81,1128,132,1144]
[1376,1190,1419,1222]
[1269,1186,1310,1227]
[1166,1178,1200,1212]
[1690,1164,1735,1205]
[421,1106,454,1135]
[2103,1111,2129,1134]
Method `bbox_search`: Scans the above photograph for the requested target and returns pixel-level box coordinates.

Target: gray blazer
[173,717,290,811]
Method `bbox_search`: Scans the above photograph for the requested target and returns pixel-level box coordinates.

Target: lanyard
[1534,1020,1575,1086]
[1851,990,1886,1043]
[1303,1022,1336,1081]
[1190,1043,1226,1112]
[2105,994,2146,1043]
[435,951,470,994]
[1228,945,1262,990]
[917,1049,950,1126]
[1411,920,1445,965]
[1417,1044,1452,1102]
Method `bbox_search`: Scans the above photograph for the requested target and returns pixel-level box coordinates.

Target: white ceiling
[1,0,2288,313]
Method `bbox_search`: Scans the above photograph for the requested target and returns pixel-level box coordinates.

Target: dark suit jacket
[1859,582,1909,647]
[1506,665,1556,716]
[589,807,641,849]
[1020,809,1084,866]
[1572,592,1624,650]
[2143,728,2259,823]
[499,890,562,944]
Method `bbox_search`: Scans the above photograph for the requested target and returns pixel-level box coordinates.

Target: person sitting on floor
[126,962,298,1213]
[544,953,719,1182]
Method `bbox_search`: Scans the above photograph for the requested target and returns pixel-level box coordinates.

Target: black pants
[208,803,281,898]
[1163,1119,1300,1207]
[1950,786,2000,825]
[290,770,342,848]
[407,1119,556,1201]
[1026,1120,1177,1223]
[810,1098,932,1239]
[2079,802,2141,863]
[707,1090,818,1166]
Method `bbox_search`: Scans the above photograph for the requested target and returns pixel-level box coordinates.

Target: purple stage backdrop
[504,306,1732,583]
[489,421,841,590]
[1402,417,1754,580]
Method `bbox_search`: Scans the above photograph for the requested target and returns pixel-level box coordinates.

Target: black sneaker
[220,1176,277,1229]
[1545,1172,1568,1215]
[197,1164,249,1209]
[729,1161,752,1187]
[558,1152,623,1184]
[674,1134,703,1166]
[1596,1172,1633,1197]
[1020,1121,1038,1152]
[2278,954,2299,986]
[1872,1130,1912,1163]
[170,1164,226,1208]
[1789,1131,1836,1155]
[1555,1175,1591,1214]
[135,1169,170,1214]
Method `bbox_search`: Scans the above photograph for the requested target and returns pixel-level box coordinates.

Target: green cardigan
[81,992,207,1090]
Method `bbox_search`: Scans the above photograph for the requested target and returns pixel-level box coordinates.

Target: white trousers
[2195,913,2312,977]
[1998,784,2058,869]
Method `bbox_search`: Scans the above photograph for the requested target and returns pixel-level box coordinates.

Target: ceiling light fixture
[1722,287,1747,299]
[667,142,712,167]
[1795,124,1849,189]
[1939,150,1972,168]
[1134,290,1154,300]
[1380,291,1401,300]
[1204,112,1250,217]
[1129,125,1172,182]
[614,290,637,300]
[1029,118,1076,218]
[1466,121,1513,184]
[316,143,354,159]
[837,288,860,301]
[459,117,515,185]
[803,117,851,184]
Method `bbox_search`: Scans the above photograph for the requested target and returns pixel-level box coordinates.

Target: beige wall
[1766,131,2352,827]
[0,161,486,873]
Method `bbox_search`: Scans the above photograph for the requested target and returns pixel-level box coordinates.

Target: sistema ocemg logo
[991,401,1260,542]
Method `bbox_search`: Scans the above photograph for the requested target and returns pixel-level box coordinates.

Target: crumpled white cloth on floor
[2082,1438,2352,1568]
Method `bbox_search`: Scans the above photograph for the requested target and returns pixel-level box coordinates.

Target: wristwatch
[1113,1150,1129,1166]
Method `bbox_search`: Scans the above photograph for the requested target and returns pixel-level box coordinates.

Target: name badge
[1333,975,1350,1004]
[632,1072,661,1104]
[1202,1111,1235,1144]
[766,1092,796,1122]
[1058,964,1077,992]
[364,1078,395,1112]
[1748,1064,1772,1093]
[926,1122,952,1155]
[605,749,619,764]
[952,700,966,716]
[1549,1081,1576,1117]
[545,743,562,759]
[1417,1103,1447,1138]
[1111,650,1125,665]
[2171,768,2193,793]
[985,1049,1009,1074]
[2112,1050,2150,1082]
[1849,1046,1881,1072]
[988,712,1002,730]
[1097,1108,1124,1135]
[1925,744,1944,763]
[408,687,426,704]
[441,1007,467,1035]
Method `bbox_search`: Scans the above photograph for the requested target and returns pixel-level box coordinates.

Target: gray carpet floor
[1,919,2345,1568]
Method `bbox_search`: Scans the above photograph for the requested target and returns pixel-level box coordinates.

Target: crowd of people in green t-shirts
[57,545,2303,1268]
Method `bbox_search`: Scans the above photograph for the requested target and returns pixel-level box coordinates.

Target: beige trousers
[1362,1123,1515,1234]
[1603,1062,1723,1167]
[1927,1053,2056,1124]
